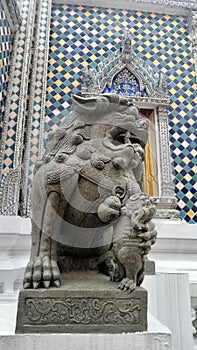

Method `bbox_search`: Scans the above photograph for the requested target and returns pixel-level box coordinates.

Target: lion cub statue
[23,94,157,292]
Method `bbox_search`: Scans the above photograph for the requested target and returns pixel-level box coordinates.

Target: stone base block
[2,315,172,350]
[16,271,147,333]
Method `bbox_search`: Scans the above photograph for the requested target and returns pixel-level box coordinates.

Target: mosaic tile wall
[0,0,12,136]
[45,5,197,223]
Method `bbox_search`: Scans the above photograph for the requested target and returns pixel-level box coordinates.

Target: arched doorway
[81,29,178,218]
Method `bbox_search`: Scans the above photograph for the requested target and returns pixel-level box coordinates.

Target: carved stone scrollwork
[16,280,148,333]
[25,297,141,325]
[188,11,197,82]
[0,169,19,215]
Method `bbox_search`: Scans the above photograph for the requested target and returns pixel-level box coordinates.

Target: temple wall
[46,5,197,223]
[0,1,196,222]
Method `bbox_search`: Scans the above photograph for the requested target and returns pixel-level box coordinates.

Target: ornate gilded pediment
[81,29,169,106]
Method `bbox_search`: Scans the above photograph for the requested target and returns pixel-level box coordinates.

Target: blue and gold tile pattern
[45,5,196,223]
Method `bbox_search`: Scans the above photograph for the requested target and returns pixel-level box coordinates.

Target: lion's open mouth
[103,127,144,155]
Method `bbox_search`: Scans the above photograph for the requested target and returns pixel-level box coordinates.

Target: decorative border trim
[126,0,197,11]
[0,30,17,175]
[13,0,36,171]
[1,0,37,214]
[188,12,197,82]
[0,169,19,215]
[21,0,52,216]
[53,0,197,15]
[1,0,21,33]
[157,107,175,197]
[1,0,52,216]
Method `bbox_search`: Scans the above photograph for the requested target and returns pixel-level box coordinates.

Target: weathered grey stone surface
[16,271,147,333]
[16,94,157,333]
[22,95,157,293]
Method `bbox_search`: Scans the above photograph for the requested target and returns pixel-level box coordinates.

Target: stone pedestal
[16,271,147,334]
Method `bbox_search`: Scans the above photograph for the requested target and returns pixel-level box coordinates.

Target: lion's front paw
[23,256,60,289]
[118,277,136,292]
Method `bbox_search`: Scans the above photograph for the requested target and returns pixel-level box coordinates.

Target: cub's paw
[23,256,60,289]
[118,277,136,292]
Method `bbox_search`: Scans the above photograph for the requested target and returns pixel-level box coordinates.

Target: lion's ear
[72,94,110,115]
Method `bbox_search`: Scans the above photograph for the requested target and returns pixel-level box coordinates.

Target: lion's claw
[118,278,136,292]
[54,280,61,287]
[43,280,50,288]
[33,281,40,289]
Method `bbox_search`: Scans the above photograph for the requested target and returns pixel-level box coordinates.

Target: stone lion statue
[23,94,157,292]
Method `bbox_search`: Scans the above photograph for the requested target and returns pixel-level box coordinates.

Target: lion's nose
[112,157,127,169]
